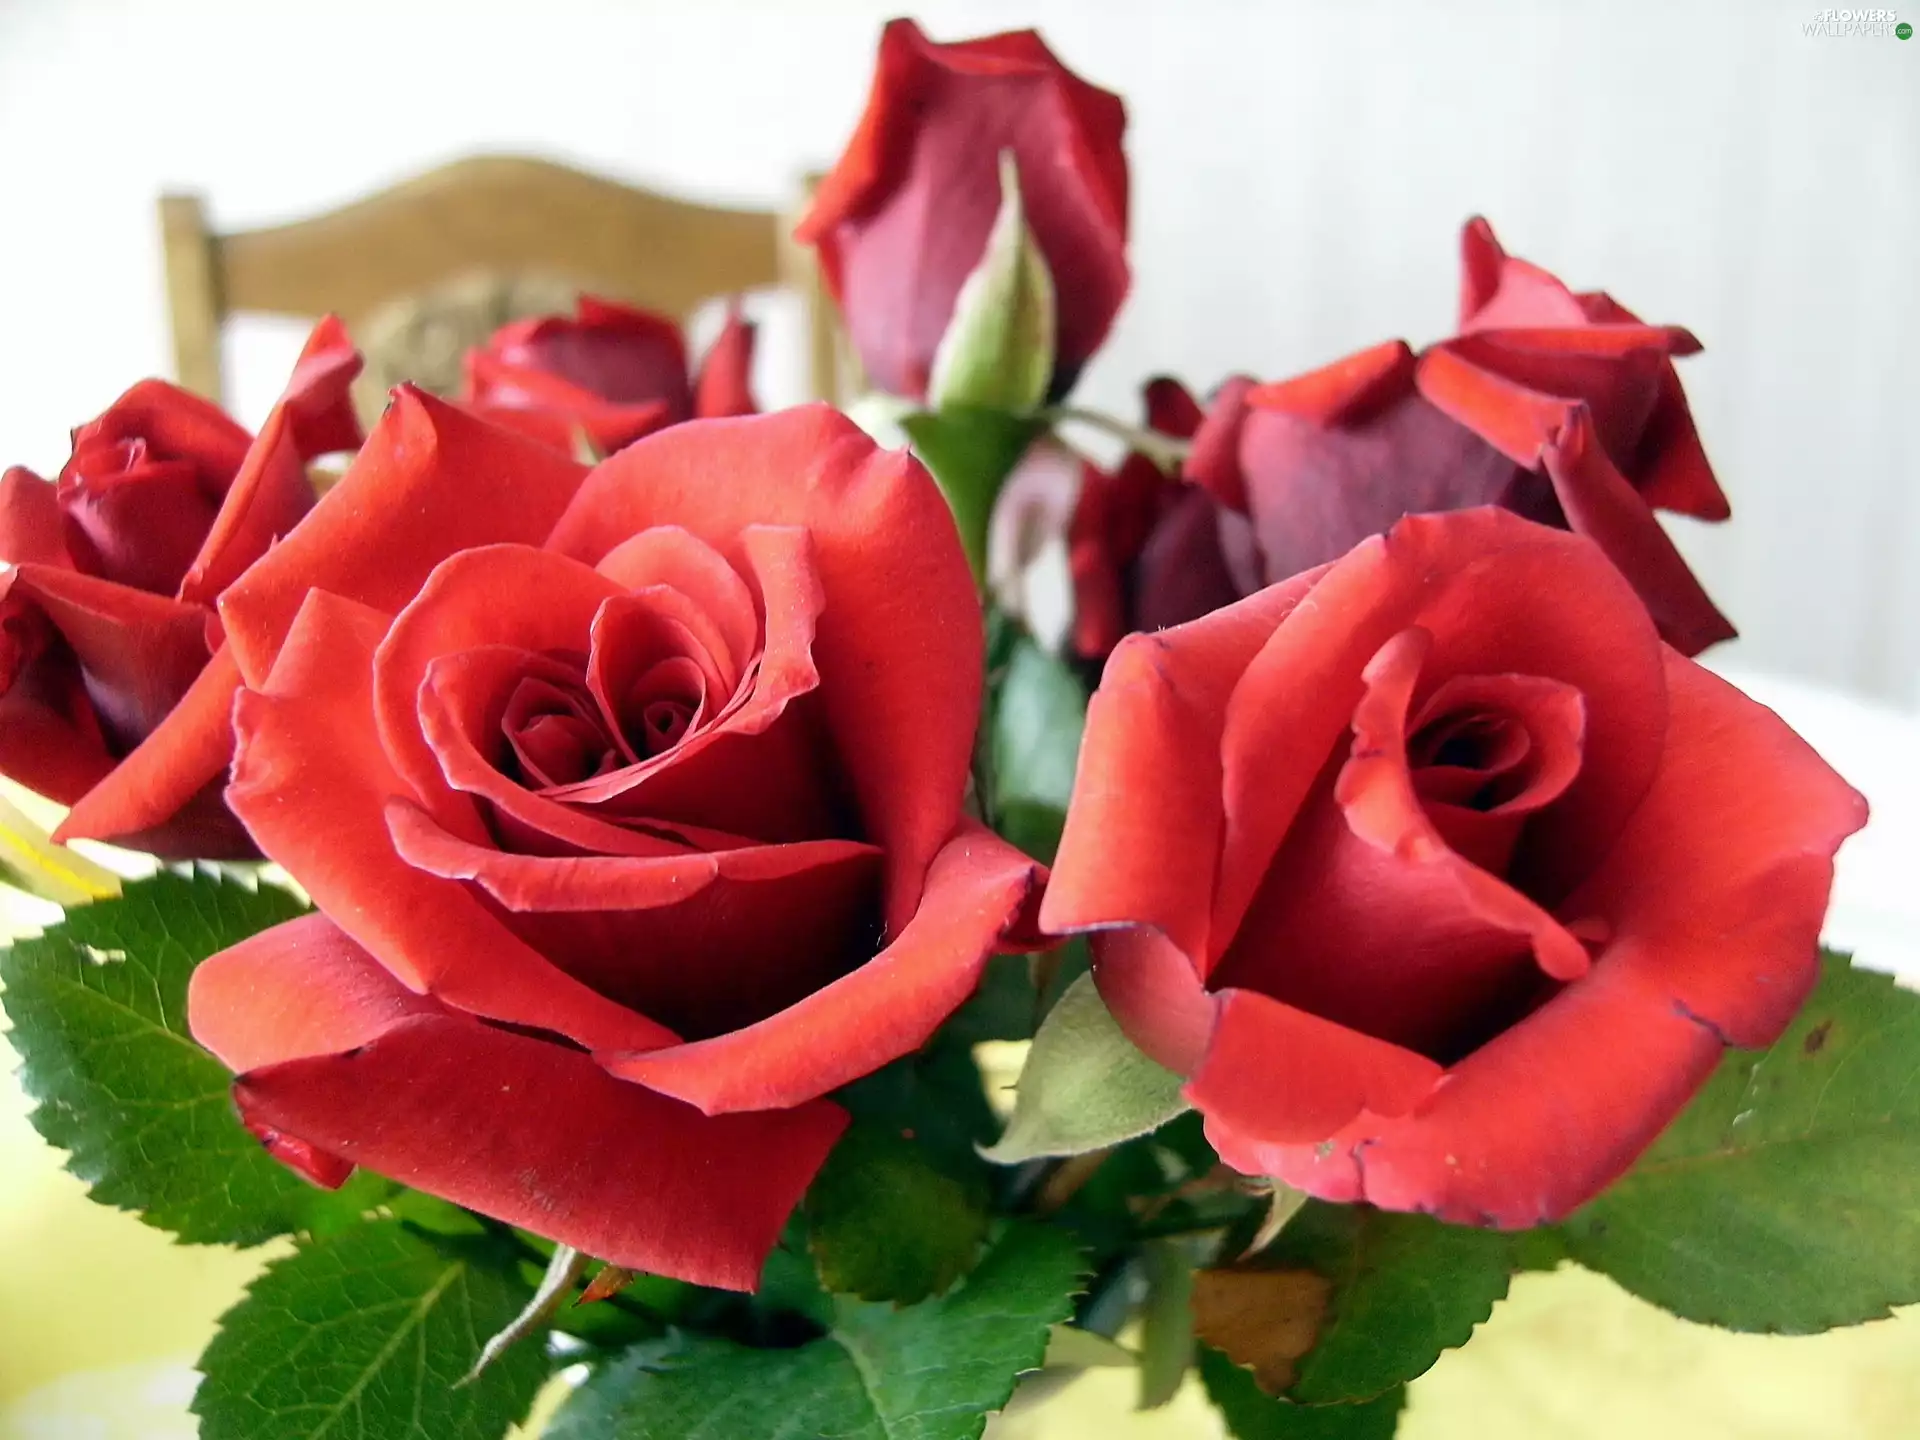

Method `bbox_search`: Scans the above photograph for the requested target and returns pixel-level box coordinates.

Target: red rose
[185,396,1040,1288]
[463,296,757,455]
[796,18,1129,401]
[1187,220,1734,657]
[0,319,361,857]
[1042,508,1864,1226]
[1066,377,1256,662]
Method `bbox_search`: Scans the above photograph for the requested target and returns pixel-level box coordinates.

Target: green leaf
[1562,951,1920,1331]
[981,972,1189,1164]
[926,150,1057,416]
[992,633,1084,818]
[837,1035,999,1177]
[1230,1202,1513,1405]
[995,799,1068,870]
[946,953,1042,1044]
[550,1224,1088,1440]
[0,869,389,1244]
[902,409,1044,584]
[1138,1240,1195,1409]
[807,1124,989,1304]
[194,1220,546,1440]
[1199,1348,1405,1439]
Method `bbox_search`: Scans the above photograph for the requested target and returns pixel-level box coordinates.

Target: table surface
[3,666,1917,1438]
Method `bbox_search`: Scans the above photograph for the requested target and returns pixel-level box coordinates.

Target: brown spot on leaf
[1190,1267,1333,1395]
[1803,1020,1833,1056]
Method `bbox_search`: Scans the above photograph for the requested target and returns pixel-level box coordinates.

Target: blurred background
[1,0,1917,1434]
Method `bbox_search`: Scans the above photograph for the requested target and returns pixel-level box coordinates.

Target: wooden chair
[159,154,854,411]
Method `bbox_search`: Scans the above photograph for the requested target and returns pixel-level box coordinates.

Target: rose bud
[796,18,1129,404]
[463,296,756,457]
[186,397,1042,1289]
[1043,507,1865,1226]
[1187,221,1734,657]
[0,319,361,857]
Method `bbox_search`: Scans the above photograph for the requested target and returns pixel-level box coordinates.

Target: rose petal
[1187,987,1443,1148]
[1184,375,1257,513]
[1232,383,1519,588]
[0,584,114,804]
[465,353,676,456]
[1247,954,1722,1226]
[388,793,877,914]
[1245,339,1417,427]
[1407,670,1587,873]
[1457,215,1597,331]
[218,389,590,689]
[58,457,220,597]
[228,587,676,1053]
[1415,348,1734,657]
[278,315,366,461]
[1559,654,1868,1047]
[177,402,315,609]
[501,298,692,413]
[5,563,210,749]
[1208,539,1438,968]
[63,380,252,495]
[233,1011,846,1290]
[1039,577,1313,965]
[546,408,977,934]
[372,543,627,842]
[0,467,78,569]
[1372,509,1673,904]
[56,643,253,858]
[693,309,758,419]
[594,525,759,672]
[548,526,835,838]
[1540,408,1736,657]
[397,797,887,1040]
[416,645,747,858]
[1090,924,1219,1075]
[585,591,731,758]
[1438,328,1672,471]
[1130,486,1250,637]
[189,912,446,1073]
[1213,627,1589,1059]
[606,821,1039,1111]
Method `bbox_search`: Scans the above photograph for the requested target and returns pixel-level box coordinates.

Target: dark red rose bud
[0,318,363,858]
[463,296,758,456]
[797,18,1129,402]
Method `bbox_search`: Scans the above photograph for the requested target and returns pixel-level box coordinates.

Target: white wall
[2,0,1915,703]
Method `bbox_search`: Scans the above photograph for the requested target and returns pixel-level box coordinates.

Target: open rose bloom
[184,397,1040,1287]
[1045,509,1865,1223]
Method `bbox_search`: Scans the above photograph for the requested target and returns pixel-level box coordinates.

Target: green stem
[1041,406,1193,474]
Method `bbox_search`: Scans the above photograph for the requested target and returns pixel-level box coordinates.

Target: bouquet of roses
[0,18,1902,1440]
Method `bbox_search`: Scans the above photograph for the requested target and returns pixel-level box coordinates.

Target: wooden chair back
[159,154,852,410]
